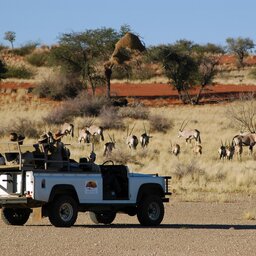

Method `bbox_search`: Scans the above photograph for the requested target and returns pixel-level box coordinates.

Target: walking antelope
[178,120,201,144]
[103,134,116,157]
[126,124,139,150]
[60,123,74,138]
[232,133,256,155]
[140,123,152,148]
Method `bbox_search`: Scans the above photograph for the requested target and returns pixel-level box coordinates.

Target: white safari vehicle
[0,142,171,227]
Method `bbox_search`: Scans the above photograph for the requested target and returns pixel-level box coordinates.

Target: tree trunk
[193,85,205,105]
[105,67,112,98]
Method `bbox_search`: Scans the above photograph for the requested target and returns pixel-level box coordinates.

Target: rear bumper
[0,196,40,208]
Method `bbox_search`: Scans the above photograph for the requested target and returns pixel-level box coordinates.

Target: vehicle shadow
[73,223,256,230]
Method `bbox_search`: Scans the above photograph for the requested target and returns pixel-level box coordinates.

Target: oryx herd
[218,132,256,161]
[43,119,256,162]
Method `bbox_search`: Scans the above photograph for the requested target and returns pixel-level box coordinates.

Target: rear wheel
[1,207,31,226]
[137,195,164,226]
[89,211,116,224]
[48,195,78,227]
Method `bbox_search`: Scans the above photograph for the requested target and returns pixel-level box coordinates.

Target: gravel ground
[0,197,256,256]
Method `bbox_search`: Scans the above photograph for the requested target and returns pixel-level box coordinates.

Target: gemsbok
[193,143,202,156]
[78,129,91,143]
[126,124,139,150]
[232,133,256,155]
[225,144,235,160]
[234,143,243,160]
[103,134,116,157]
[218,141,227,160]
[178,120,201,144]
[86,125,104,142]
[60,123,74,138]
[140,123,152,148]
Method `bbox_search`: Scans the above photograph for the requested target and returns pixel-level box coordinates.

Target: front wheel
[1,207,31,226]
[48,195,78,227]
[89,211,116,224]
[137,195,164,226]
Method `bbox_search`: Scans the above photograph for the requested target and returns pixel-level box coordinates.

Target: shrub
[12,42,39,56]
[5,65,34,79]
[26,51,49,67]
[43,93,110,125]
[173,160,205,182]
[33,73,83,100]
[118,105,149,120]
[149,114,174,133]
[99,106,125,130]
[7,118,41,138]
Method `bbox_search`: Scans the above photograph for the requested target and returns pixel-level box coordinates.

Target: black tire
[137,195,164,226]
[89,211,116,224]
[1,207,31,226]
[48,195,78,227]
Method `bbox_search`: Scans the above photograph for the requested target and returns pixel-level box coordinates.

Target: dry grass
[1,94,256,201]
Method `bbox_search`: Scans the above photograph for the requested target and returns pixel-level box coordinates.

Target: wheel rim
[59,203,73,222]
[148,202,160,221]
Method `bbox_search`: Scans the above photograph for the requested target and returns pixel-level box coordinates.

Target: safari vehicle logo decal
[85,180,98,194]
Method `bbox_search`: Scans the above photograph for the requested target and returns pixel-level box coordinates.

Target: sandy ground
[0,196,256,256]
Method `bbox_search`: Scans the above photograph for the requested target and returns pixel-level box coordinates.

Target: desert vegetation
[1,27,256,203]
[1,91,256,202]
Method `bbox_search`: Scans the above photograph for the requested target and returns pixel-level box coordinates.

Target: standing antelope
[103,134,116,157]
[170,141,180,157]
[232,133,256,155]
[86,125,104,142]
[60,123,74,138]
[218,141,227,160]
[225,144,235,160]
[193,143,202,155]
[126,124,139,150]
[178,120,201,144]
[140,123,152,148]
[78,129,91,143]
[234,143,243,160]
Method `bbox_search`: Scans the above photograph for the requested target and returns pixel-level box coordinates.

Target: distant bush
[148,114,173,133]
[118,105,149,120]
[26,51,49,67]
[12,42,39,56]
[249,68,256,79]
[33,73,83,100]
[44,93,110,125]
[111,65,132,80]
[0,44,8,52]
[7,118,41,138]
[99,106,125,130]
[5,65,34,79]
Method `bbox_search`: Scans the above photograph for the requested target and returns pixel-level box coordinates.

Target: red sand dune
[1,81,256,106]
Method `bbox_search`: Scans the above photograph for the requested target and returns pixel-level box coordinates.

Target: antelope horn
[129,123,136,136]
[179,120,186,131]
[143,122,147,134]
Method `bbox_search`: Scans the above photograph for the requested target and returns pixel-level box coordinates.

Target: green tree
[50,28,119,95]
[226,37,254,67]
[155,42,218,104]
[4,31,16,49]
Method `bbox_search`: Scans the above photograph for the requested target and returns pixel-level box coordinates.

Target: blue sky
[1,0,256,48]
